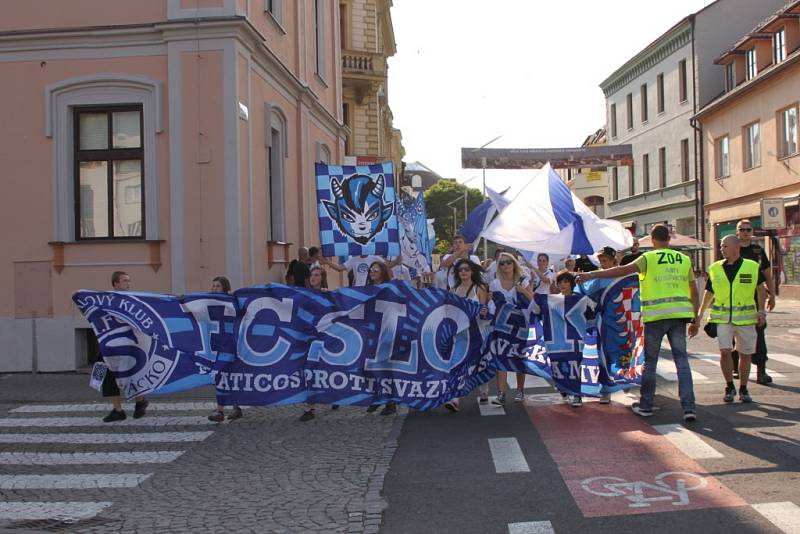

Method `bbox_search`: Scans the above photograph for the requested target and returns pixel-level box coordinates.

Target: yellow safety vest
[639,249,693,323]
[708,259,760,325]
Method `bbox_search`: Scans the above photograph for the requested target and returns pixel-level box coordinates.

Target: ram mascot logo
[322,173,394,244]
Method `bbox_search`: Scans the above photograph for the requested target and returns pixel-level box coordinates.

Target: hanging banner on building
[73,283,491,409]
[396,193,432,278]
[315,162,400,258]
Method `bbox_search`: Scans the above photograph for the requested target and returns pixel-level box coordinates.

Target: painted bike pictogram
[580,471,707,508]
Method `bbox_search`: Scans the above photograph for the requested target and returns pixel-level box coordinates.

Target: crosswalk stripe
[0,474,153,489]
[0,451,184,465]
[508,521,556,534]
[488,437,530,474]
[478,397,506,416]
[767,353,800,369]
[0,432,213,444]
[0,502,113,522]
[11,402,217,413]
[656,358,709,382]
[752,501,800,534]
[689,353,787,379]
[652,424,724,459]
[0,416,219,428]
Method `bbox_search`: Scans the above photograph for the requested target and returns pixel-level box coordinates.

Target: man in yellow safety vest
[695,235,766,403]
[576,224,699,422]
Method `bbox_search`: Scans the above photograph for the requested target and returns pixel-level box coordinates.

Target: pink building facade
[0,1,347,371]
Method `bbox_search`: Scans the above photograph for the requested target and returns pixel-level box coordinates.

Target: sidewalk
[767,297,800,328]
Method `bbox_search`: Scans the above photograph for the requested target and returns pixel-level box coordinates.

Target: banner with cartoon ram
[315,162,400,259]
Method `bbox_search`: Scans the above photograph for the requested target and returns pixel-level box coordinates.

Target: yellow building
[340,0,404,173]
[696,0,800,298]
[566,129,610,220]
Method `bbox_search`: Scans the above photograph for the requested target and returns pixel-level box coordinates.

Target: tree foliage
[423,180,484,253]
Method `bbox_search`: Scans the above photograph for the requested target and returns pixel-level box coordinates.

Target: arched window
[584,195,605,218]
[265,104,288,241]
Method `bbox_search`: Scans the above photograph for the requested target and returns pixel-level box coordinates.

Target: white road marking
[0,501,113,522]
[652,424,724,459]
[0,451,184,465]
[767,353,800,369]
[524,393,567,405]
[610,391,638,406]
[0,416,219,427]
[752,501,800,534]
[689,353,786,379]
[478,398,506,416]
[0,473,153,489]
[0,431,213,444]
[656,358,709,382]
[488,437,530,474]
[508,521,555,534]
[507,374,550,390]
[11,401,217,413]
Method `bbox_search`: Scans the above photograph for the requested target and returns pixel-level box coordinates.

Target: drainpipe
[689,15,707,269]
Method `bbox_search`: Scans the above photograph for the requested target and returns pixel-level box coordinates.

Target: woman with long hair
[445,259,490,412]
[365,261,397,415]
[300,266,331,421]
[490,253,535,405]
[207,276,244,422]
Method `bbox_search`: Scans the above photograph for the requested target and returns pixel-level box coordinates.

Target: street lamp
[470,135,502,260]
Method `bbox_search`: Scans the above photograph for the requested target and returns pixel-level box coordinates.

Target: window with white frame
[774,28,786,64]
[716,135,730,178]
[314,0,326,79]
[610,103,617,138]
[74,106,144,239]
[725,63,735,92]
[779,105,798,158]
[743,122,760,170]
[268,107,287,241]
[746,48,757,80]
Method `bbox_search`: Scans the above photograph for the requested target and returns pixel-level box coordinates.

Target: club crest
[322,173,394,244]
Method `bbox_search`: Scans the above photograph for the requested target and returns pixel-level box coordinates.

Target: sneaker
[683,411,697,422]
[366,404,379,413]
[444,401,459,413]
[732,370,740,379]
[479,394,489,404]
[380,402,397,416]
[739,387,752,403]
[103,409,127,423]
[299,410,315,422]
[492,392,506,405]
[207,410,225,422]
[756,370,773,385]
[228,407,243,421]
[571,396,583,408]
[631,402,653,417]
[598,393,611,404]
[513,390,525,403]
[132,399,149,419]
[723,385,736,403]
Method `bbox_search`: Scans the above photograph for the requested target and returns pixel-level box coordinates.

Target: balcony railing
[342,52,374,73]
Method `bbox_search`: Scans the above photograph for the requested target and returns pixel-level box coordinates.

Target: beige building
[340,0,404,173]
[696,0,800,298]
[565,129,609,219]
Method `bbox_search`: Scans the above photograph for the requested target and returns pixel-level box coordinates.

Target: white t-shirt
[442,253,482,290]
[343,255,382,287]
[531,268,556,295]
[489,277,530,304]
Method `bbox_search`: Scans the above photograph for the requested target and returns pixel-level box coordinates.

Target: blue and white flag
[316,162,400,258]
[458,186,506,244]
[481,164,632,255]
[73,283,493,409]
[396,194,432,278]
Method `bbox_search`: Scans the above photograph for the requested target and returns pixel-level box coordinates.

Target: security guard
[695,234,766,404]
[576,224,699,422]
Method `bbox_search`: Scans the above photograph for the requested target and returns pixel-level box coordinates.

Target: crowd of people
[98,219,776,425]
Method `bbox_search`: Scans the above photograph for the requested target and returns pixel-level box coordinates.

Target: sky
[387,0,712,188]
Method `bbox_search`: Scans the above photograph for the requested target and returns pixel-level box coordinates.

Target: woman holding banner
[444,259,490,412]
[488,253,534,405]
[208,276,244,423]
[365,262,399,415]
[300,266,331,422]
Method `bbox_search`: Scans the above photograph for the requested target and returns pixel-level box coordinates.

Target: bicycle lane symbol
[580,472,708,508]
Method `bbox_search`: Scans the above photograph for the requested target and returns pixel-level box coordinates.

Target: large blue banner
[315,162,400,259]
[74,277,643,406]
[74,283,492,409]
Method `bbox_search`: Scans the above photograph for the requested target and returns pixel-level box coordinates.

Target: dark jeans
[640,318,695,412]
[732,323,768,368]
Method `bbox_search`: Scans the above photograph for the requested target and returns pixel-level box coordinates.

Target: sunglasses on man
[738,227,753,232]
